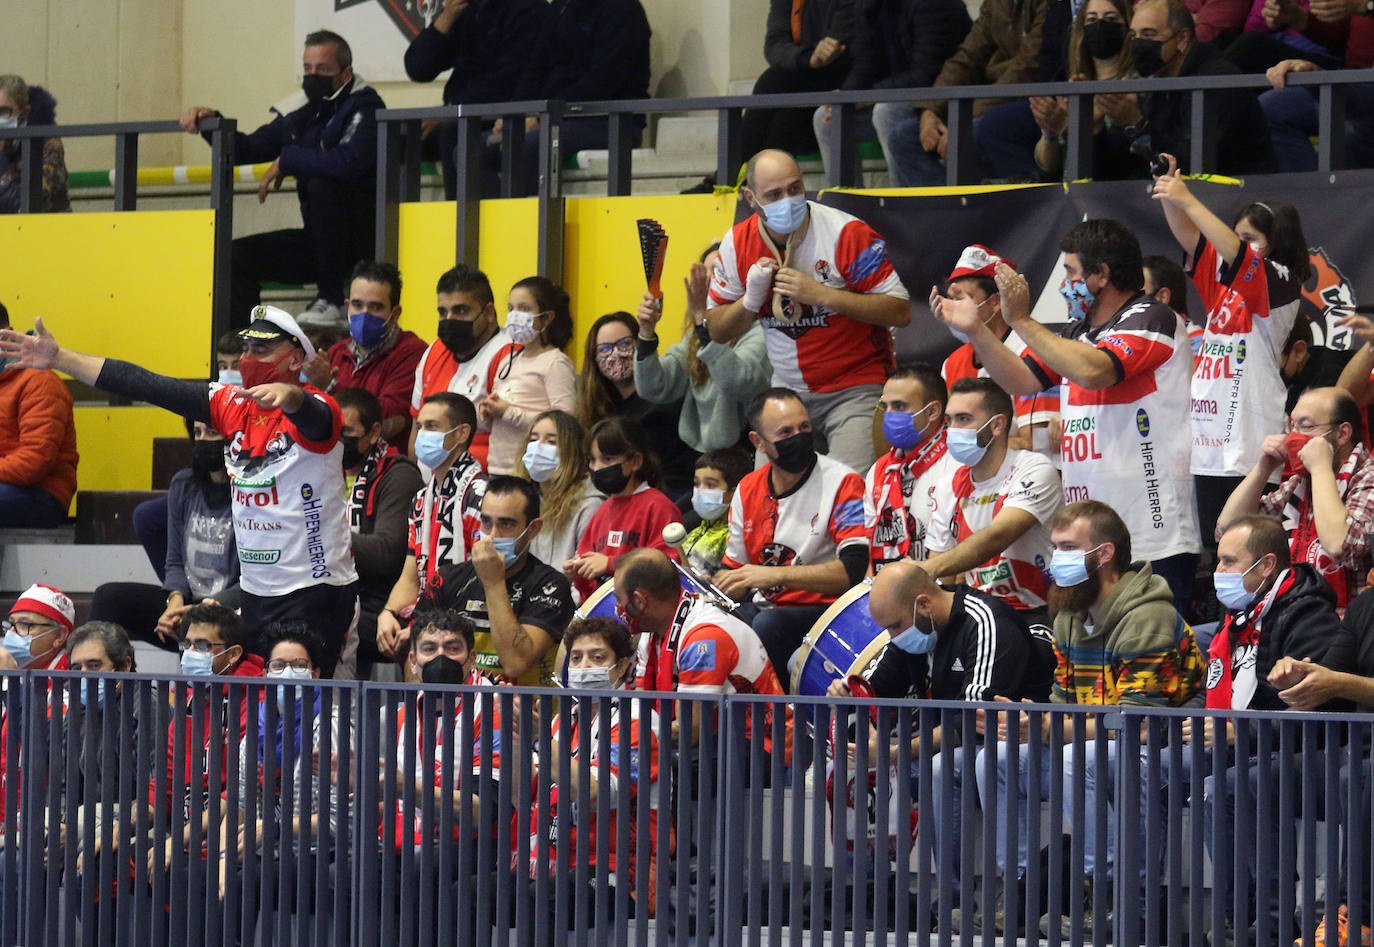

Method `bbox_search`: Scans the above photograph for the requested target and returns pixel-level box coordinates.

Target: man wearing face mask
[337,387,424,680]
[409,265,519,468]
[302,261,426,445]
[1218,386,1374,612]
[179,31,385,328]
[924,378,1062,638]
[0,584,75,671]
[1107,0,1276,176]
[864,365,958,573]
[940,247,1061,466]
[707,149,912,475]
[422,477,572,685]
[376,392,488,660]
[933,219,1202,621]
[0,307,361,674]
[715,388,870,685]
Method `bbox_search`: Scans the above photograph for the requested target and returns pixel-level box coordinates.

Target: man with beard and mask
[1098,0,1275,176]
[337,387,423,680]
[89,419,241,653]
[180,31,385,328]
[981,500,1202,937]
[422,476,573,686]
[829,560,1053,933]
[1218,386,1374,612]
[714,388,869,686]
[375,392,488,661]
[864,365,958,573]
[706,149,911,475]
[0,307,360,676]
[933,218,1203,621]
[409,264,519,468]
[301,261,426,445]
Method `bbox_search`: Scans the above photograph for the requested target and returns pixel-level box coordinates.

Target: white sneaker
[296,298,345,328]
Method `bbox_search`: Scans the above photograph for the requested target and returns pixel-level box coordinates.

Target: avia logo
[1135,408,1150,438]
[1236,339,1247,364]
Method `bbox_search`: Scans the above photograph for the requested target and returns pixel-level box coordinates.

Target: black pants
[239,582,358,675]
[1194,473,1245,554]
[740,63,850,159]
[1224,30,1344,74]
[228,176,375,325]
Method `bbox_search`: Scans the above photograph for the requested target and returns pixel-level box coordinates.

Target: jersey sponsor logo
[1140,437,1164,530]
[834,499,866,530]
[1236,339,1247,364]
[848,239,889,283]
[238,519,283,531]
[1135,409,1150,438]
[974,561,1012,586]
[301,482,331,579]
[465,599,486,611]
[1060,416,1103,463]
[239,548,282,564]
[233,475,280,508]
[1191,398,1219,416]
[679,639,717,672]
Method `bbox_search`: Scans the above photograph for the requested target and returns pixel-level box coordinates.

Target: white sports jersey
[862,434,959,570]
[210,384,358,597]
[1023,295,1201,562]
[409,329,519,434]
[1188,237,1301,476]
[926,448,1061,611]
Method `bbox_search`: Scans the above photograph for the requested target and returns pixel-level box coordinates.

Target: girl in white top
[516,409,604,569]
[479,277,578,475]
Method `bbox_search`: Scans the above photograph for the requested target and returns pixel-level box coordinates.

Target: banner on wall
[819,170,1373,366]
[296,0,428,82]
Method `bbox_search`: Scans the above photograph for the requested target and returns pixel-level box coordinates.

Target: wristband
[694,323,712,346]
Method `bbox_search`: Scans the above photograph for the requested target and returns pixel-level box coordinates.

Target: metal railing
[0,118,237,369]
[2,668,1372,946]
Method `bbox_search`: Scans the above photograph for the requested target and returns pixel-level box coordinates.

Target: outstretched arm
[1152,154,1242,266]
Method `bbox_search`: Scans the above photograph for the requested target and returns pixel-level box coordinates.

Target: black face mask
[191,439,226,480]
[590,463,632,496]
[302,74,335,104]
[1132,38,1168,77]
[1082,19,1126,60]
[340,434,366,470]
[420,654,468,686]
[437,318,482,360]
[769,431,816,474]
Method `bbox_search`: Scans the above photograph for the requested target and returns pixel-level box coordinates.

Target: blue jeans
[884,100,1041,187]
[0,482,66,528]
[1261,84,1374,173]
[811,102,912,182]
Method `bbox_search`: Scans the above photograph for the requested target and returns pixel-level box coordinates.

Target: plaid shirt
[1259,442,1374,600]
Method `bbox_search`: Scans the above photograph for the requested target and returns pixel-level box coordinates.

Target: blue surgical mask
[2,628,32,667]
[890,609,937,655]
[180,649,216,676]
[218,369,243,386]
[266,666,314,706]
[1049,543,1105,588]
[482,525,531,567]
[414,426,458,470]
[1058,276,1097,320]
[1214,558,1265,611]
[760,193,808,235]
[522,440,559,483]
[78,678,107,708]
[881,401,937,452]
[945,416,996,466]
[349,311,389,348]
[691,487,729,521]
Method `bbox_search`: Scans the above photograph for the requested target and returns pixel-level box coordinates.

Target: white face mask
[0,116,19,130]
[506,309,541,346]
[567,664,619,690]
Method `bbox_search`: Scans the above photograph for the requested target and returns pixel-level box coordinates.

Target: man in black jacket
[404,0,552,198]
[180,31,386,328]
[484,0,651,195]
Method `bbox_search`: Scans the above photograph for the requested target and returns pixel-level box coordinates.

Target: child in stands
[682,447,752,578]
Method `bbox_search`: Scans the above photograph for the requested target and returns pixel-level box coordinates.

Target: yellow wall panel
[73,406,194,494]
[0,210,216,378]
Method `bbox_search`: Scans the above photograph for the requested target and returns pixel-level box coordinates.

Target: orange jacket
[0,367,78,509]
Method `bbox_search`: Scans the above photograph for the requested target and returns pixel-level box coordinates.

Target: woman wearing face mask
[577,312,696,499]
[1029,0,1142,181]
[682,448,752,577]
[516,410,604,570]
[1153,156,1310,548]
[220,623,347,923]
[633,250,772,455]
[88,419,240,654]
[0,75,69,214]
[565,417,682,600]
[480,277,577,475]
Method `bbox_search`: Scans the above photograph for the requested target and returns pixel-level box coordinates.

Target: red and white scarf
[1206,567,1296,710]
[1283,450,1358,608]
[870,431,949,562]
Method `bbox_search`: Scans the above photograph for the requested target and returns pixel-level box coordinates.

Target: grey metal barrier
[3,669,1373,946]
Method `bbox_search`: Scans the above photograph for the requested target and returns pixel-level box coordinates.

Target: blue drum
[790,582,890,721]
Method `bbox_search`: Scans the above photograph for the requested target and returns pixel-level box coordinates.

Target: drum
[790,582,890,720]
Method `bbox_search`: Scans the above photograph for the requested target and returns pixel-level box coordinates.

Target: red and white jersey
[707,202,908,393]
[1023,296,1201,562]
[943,330,1062,469]
[408,452,488,588]
[1188,237,1301,477]
[862,433,958,570]
[410,331,520,463]
[925,448,1060,611]
[210,383,357,596]
[722,454,869,607]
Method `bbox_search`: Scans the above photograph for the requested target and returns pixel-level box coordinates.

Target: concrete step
[653,115,719,156]
[0,543,157,596]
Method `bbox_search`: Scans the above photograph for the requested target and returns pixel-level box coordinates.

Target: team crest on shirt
[232,430,297,477]
[759,542,797,600]
[814,259,834,282]
[763,299,829,339]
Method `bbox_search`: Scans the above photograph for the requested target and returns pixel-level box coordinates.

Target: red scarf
[1206,568,1295,709]
[639,591,698,706]
[871,431,949,561]
[1283,451,1357,608]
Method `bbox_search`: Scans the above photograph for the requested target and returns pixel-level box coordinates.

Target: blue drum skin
[791,583,889,722]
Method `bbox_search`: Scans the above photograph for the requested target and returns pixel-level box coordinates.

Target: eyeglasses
[267,658,313,672]
[178,638,229,654]
[1285,418,1333,436]
[594,338,635,358]
[1,619,60,639]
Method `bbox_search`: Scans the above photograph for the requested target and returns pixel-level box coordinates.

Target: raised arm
[1151,154,1242,266]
